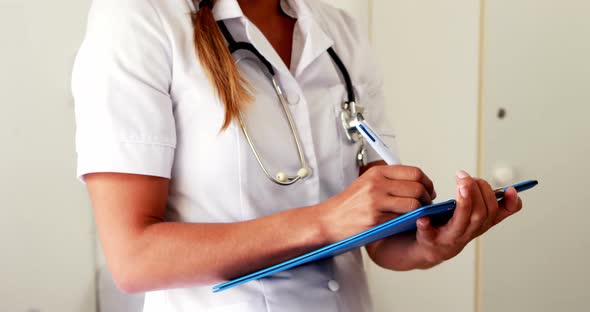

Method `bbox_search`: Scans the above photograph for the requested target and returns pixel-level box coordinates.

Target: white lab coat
[73,0,398,311]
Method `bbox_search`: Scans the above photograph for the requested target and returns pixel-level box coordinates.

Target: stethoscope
[207,3,367,185]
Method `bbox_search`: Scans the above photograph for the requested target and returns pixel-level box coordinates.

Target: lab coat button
[328,280,340,292]
[287,93,300,105]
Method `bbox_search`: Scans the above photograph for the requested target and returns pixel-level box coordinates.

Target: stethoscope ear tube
[327,47,355,104]
[217,21,276,76]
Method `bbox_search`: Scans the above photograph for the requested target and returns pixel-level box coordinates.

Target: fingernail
[456,170,470,179]
[459,185,469,198]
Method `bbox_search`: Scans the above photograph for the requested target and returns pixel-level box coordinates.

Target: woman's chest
[165,32,371,221]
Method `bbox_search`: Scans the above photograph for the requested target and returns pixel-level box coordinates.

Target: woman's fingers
[440,181,472,239]
[416,217,437,244]
[376,196,422,214]
[378,165,436,199]
[476,179,500,235]
[381,180,433,205]
[456,171,488,239]
[408,175,524,269]
[493,187,522,225]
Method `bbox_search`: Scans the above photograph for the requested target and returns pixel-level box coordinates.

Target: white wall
[0,1,96,312]
[481,0,590,311]
[370,1,482,311]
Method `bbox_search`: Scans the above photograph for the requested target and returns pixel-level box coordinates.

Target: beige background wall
[480,0,590,311]
[0,1,96,312]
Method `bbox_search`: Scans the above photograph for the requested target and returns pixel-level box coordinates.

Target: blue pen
[351,117,400,165]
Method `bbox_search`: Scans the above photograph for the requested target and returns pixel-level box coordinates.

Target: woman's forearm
[108,204,328,293]
[89,164,438,294]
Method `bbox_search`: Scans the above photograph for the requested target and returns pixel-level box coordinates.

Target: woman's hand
[319,165,437,243]
[413,170,523,266]
[366,170,523,270]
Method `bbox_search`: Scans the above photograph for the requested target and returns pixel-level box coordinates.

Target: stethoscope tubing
[217,17,360,185]
[234,59,309,185]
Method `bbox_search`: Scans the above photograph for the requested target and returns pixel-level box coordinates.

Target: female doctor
[73,0,523,311]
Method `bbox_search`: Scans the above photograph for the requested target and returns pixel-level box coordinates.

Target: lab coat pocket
[329,83,369,189]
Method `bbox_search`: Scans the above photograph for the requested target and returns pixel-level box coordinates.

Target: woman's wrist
[366,234,442,271]
[276,202,334,252]
[305,201,336,247]
[299,193,356,247]
[403,241,444,270]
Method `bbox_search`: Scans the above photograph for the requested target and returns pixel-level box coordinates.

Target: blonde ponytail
[192,0,252,130]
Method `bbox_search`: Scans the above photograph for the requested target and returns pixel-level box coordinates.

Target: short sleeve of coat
[72,0,176,182]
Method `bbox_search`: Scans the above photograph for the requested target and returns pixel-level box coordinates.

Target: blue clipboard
[213,180,538,293]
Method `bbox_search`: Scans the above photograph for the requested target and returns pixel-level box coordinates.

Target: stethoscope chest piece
[340,101,365,143]
[356,141,368,167]
[340,102,369,167]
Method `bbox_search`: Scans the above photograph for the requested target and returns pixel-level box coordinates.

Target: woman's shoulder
[80,0,194,59]
[85,0,190,31]
[87,0,190,14]
[304,1,357,23]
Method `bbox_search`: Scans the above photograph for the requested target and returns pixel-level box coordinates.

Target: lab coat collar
[190,0,316,22]
[291,8,334,77]
[211,0,245,21]
[191,0,334,77]
[187,0,244,20]
[205,0,311,22]
[275,0,334,77]
[279,0,310,19]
